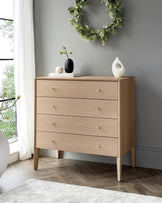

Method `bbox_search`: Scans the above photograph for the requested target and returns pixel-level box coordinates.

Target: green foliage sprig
[68,0,123,45]
[0,90,20,121]
[60,46,72,59]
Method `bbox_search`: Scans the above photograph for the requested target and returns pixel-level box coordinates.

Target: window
[0,0,16,143]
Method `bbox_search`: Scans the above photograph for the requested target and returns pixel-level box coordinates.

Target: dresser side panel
[119,78,136,155]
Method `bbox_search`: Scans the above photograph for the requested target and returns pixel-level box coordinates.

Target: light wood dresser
[34,76,136,181]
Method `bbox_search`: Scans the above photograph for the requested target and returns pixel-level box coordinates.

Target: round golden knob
[96,144,101,148]
[96,88,101,93]
[52,88,55,91]
[97,107,101,111]
[51,140,55,143]
[52,123,55,126]
[51,105,55,108]
[97,126,101,130]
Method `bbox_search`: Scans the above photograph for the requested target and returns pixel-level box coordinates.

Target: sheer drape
[14,0,35,160]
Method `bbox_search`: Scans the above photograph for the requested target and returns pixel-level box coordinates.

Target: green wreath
[68,0,123,45]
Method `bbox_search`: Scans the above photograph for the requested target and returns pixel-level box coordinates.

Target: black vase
[64,58,74,73]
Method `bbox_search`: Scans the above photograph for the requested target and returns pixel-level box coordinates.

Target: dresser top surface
[35,76,134,81]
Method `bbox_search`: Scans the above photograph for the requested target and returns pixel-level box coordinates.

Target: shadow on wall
[136,67,162,149]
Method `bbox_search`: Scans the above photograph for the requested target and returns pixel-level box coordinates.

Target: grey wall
[34,0,162,169]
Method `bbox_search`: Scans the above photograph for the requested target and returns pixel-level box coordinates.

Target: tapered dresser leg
[34,148,39,170]
[56,150,60,159]
[117,156,122,182]
[131,147,136,167]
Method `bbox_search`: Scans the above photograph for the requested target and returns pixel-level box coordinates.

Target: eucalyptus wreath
[68,0,123,45]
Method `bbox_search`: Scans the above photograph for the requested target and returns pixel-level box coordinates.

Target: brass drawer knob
[97,107,101,111]
[51,140,55,143]
[96,88,101,93]
[51,105,55,108]
[52,123,55,126]
[52,88,55,91]
[97,126,101,130]
[96,144,101,148]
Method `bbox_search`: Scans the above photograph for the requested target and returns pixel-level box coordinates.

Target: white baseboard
[135,146,162,169]
[9,152,19,164]
[40,145,162,170]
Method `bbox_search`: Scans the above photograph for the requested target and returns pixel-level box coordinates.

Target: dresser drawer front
[36,97,118,118]
[36,80,118,100]
[36,132,118,156]
[36,114,118,138]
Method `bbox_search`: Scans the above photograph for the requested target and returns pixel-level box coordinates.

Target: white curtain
[14,0,35,160]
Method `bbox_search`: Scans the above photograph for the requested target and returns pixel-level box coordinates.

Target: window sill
[9,141,19,164]
[10,141,19,154]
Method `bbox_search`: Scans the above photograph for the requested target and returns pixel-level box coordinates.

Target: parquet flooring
[0,156,162,197]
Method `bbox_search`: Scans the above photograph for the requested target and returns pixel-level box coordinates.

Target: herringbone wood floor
[0,156,162,197]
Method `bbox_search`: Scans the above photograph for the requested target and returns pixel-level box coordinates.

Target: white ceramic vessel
[0,130,9,177]
[55,67,63,74]
[112,57,125,78]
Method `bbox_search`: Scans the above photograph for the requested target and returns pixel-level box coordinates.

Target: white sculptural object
[55,67,63,74]
[112,57,125,78]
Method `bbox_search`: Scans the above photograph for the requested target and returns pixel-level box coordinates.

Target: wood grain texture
[119,78,136,156]
[36,80,118,100]
[36,97,118,119]
[131,147,136,168]
[34,148,39,170]
[55,150,60,159]
[34,76,136,181]
[1,157,162,198]
[36,132,118,157]
[117,156,122,182]
[36,114,118,138]
[117,78,136,180]
[36,76,134,81]
[117,80,122,181]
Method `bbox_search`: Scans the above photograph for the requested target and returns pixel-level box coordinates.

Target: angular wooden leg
[131,147,136,167]
[34,148,39,170]
[56,150,60,159]
[117,156,122,182]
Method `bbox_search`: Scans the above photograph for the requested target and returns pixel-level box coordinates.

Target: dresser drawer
[36,97,118,118]
[36,114,118,138]
[36,80,118,100]
[36,132,118,156]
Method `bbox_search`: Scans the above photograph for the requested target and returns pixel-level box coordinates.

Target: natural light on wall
[0,0,17,143]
